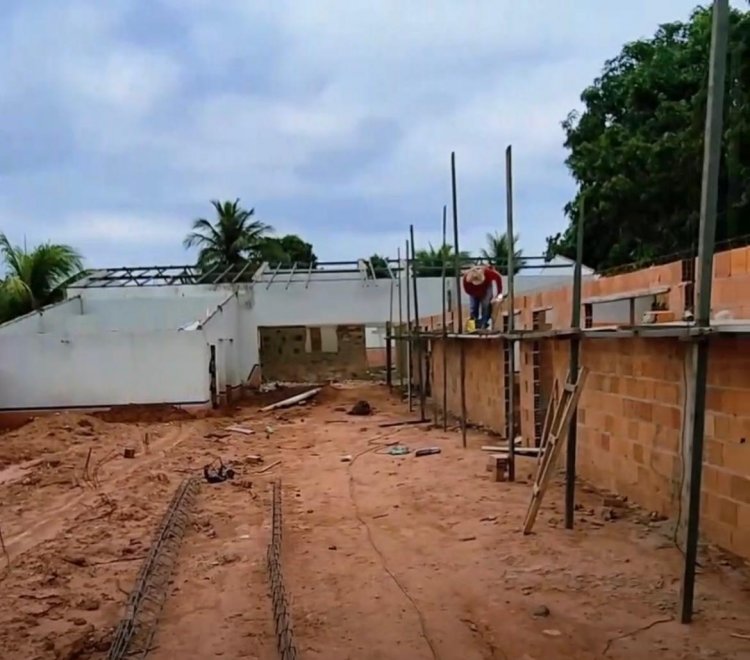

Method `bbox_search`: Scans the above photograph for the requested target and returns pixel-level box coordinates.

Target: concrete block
[730,475,750,505]
[729,247,748,277]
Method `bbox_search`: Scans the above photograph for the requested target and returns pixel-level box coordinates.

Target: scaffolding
[383,0,734,627]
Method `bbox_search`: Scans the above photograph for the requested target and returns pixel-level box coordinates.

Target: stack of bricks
[712,248,750,317]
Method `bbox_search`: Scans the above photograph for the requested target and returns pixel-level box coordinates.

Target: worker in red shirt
[462,265,504,330]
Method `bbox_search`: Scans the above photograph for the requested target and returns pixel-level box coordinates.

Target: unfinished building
[0,259,575,417]
[422,243,750,560]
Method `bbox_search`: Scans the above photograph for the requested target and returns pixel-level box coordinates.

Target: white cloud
[0,0,732,264]
[58,213,183,245]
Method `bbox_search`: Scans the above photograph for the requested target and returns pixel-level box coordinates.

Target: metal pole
[405,239,413,411]
[441,204,448,431]
[385,321,392,389]
[451,152,467,448]
[505,146,516,481]
[410,225,427,421]
[680,0,728,624]
[565,196,585,528]
[397,247,404,394]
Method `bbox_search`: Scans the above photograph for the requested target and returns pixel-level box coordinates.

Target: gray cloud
[0,0,733,268]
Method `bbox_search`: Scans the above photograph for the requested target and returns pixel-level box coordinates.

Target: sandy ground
[0,383,749,659]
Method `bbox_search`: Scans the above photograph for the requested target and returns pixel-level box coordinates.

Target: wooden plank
[582,285,670,305]
[523,366,589,534]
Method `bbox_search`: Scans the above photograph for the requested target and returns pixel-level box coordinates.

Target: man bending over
[462,265,503,330]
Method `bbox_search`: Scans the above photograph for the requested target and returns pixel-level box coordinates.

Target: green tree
[183,199,272,272]
[0,233,83,323]
[368,254,391,279]
[480,232,525,275]
[413,244,470,277]
[547,6,750,271]
[258,235,317,268]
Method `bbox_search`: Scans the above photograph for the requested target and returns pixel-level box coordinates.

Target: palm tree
[413,244,470,277]
[183,199,272,273]
[0,233,83,322]
[480,232,525,275]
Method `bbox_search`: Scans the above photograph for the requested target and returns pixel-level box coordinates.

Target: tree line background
[1,4,748,322]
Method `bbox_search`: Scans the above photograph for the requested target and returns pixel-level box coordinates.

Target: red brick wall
[554,336,750,559]
[431,339,507,431]
[423,245,750,557]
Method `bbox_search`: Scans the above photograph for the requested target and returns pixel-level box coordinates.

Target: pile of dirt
[0,414,107,468]
[94,404,195,424]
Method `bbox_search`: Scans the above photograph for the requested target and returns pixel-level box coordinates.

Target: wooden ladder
[523,366,589,534]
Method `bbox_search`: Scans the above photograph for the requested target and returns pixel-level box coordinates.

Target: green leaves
[0,233,83,323]
[183,198,274,274]
[184,199,319,277]
[549,6,750,271]
[412,244,470,277]
[257,235,317,268]
[480,232,524,275]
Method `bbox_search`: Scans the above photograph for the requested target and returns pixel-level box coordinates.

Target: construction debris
[225,425,254,435]
[347,400,372,416]
[260,388,322,412]
[415,447,441,457]
[123,448,136,459]
[378,419,430,428]
[256,460,281,474]
[203,460,235,484]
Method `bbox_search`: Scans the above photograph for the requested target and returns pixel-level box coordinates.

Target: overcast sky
[0,1,732,268]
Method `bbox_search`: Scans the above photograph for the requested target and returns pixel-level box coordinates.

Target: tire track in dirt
[4,426,190,560]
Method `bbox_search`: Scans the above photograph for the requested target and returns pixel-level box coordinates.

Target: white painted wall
[0,297,83,335]
[0,271,584,410]
[200,292,242,394]
[0,330,210,410]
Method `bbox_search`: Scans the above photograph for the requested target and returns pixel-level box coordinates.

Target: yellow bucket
[465,318,476,333]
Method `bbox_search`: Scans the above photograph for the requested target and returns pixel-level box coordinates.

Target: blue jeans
[469,288,493,329]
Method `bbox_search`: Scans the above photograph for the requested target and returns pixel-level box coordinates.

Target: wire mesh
[267,480,298,660]
[107,477,199,660]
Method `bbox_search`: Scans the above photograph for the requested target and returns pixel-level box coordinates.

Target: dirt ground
[0,383,749,659]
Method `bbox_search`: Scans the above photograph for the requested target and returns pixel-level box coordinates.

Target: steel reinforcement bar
[268,480,298,660]
[108,477,199,660]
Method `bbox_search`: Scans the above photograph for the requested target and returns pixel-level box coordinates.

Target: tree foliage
[184,199,321,276]
[0,233,83,323]
[547,6,750,271]
[412,243,470,277]
[258,234,317,268]
[480,232,525,275]
[183,199,273,272]
[368,254,391,279]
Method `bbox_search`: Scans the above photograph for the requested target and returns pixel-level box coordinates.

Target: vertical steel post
[505,146,516,481]
[565,197,585,528]
[410,225,427,421]
[385,321,392,389]
[441,204,449,431]
[397,246,404,394]
[451,152,467,448]
[681,0,728,624]
[405,239,413,411]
